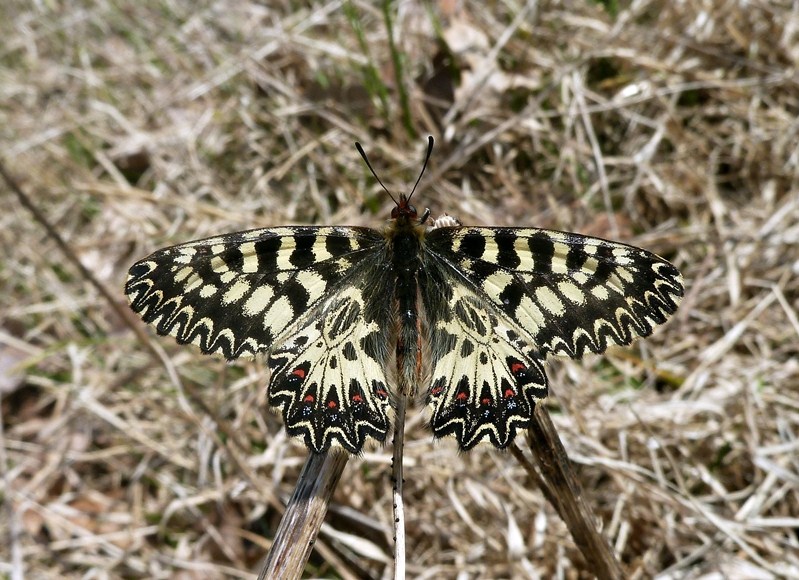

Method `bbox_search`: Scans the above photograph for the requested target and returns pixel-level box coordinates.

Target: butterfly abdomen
[389,222,426,394]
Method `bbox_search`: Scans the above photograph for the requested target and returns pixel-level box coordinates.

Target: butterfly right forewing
[425,227,683,360]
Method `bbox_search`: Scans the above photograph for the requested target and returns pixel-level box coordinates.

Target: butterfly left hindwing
[267,286,393,453]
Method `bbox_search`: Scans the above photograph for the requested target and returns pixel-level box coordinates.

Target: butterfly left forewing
[125,226,384,359]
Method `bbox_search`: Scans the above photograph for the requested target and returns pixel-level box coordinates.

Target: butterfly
[125,137,683,454]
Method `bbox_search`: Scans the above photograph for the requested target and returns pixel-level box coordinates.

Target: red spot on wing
[456,391,467,401]
[303,394,314,403]
[481,397,491,405]
[327,400,337,409]
[352,394,363,403]
[292,367,307,379]
[510,362,526,374]
[504,388,516,398]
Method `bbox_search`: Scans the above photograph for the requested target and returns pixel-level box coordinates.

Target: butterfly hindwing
[422,278,548,450]
[268,286,393,453]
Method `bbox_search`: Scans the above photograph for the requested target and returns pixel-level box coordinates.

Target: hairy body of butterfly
[126,147,684,454]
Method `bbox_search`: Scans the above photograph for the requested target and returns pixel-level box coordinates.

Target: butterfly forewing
[424,227,683,359]
[126,226,382,358]
[125,225,396,452]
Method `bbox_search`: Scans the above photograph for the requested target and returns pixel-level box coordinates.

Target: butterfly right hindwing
[422,277,548,450]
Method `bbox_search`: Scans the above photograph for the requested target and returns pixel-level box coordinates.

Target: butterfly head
[391,193,417,219]
[391,193,431,226]
[356,136,435,226]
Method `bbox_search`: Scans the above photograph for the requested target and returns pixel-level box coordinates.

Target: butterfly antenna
[407,135,434,204]
[355,142,397,205]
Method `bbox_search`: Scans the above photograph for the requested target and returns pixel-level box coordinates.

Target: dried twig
[258,450,350,579]
[391,391,408,579]
[511,405,625,580]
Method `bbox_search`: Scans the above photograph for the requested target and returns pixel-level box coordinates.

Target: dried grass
[2,0,798,578]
